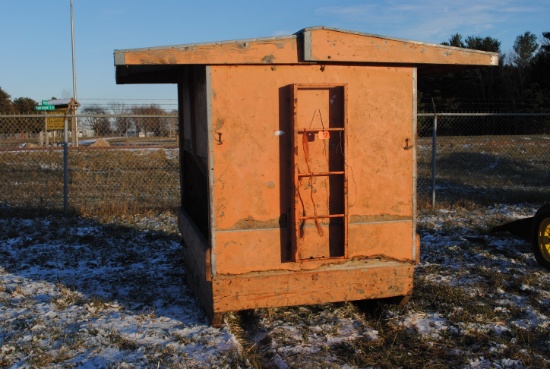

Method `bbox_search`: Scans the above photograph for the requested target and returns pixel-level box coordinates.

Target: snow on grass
[1,203,550,368]
[0,216,240,368]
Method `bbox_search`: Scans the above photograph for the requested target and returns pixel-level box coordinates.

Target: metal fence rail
[1,112,550,216]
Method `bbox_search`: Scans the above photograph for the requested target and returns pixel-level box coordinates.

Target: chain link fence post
[431,113,438,209]
[63,116,69,216]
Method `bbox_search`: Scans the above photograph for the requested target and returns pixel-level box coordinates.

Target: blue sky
[1,0,548,110]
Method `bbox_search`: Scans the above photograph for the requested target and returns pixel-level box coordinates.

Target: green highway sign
[36,105,55,111]
[42,100,50,105]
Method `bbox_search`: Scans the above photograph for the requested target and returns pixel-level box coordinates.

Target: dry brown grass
[2,133,549,217]
[0,146,179,217]
[417,135,550,207]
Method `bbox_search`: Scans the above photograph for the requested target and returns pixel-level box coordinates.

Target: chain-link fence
[1,112,550,216]
[417,113,550,208]
[0,114,179,216]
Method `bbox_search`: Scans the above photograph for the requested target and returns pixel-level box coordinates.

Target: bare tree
[131,104,167,137]
[108,101,133,136]
[81,105,112,136]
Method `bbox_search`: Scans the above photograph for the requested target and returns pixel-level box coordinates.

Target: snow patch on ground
[1,203,550,367]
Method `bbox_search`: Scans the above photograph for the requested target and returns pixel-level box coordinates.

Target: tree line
[419,31,550,112]
[0,88,37,114]
[0,90,177,137]
[79,103,177,137]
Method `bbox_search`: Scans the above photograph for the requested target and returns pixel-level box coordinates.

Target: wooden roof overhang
[114,26,498,84]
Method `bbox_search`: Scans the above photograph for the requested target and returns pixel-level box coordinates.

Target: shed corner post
[205,65,217,279]
[412,67,418,263]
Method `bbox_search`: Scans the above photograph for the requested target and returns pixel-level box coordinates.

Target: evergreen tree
[13,97,37,113]
[419,34,503,112]
[512,31,539,68]
[0,87,13,113]
[526,32,550,111]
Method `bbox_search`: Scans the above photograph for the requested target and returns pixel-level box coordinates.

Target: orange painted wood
[304,27,499,66]
[215,228,286,275]
[211,260,414,312]
[209,64,416,275]
[347,221,414,260]
[118,36,300,66]
[214,221,415,275]
[115,27,498,68]
[210,64,414,229]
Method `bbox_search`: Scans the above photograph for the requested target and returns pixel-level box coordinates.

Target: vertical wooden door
[291,84,348,261]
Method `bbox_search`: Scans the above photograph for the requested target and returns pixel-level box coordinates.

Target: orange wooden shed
[114,27,498,326]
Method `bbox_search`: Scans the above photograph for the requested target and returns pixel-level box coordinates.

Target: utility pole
[70,0,78,146]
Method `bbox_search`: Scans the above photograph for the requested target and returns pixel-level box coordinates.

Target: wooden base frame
[178,208,414,327]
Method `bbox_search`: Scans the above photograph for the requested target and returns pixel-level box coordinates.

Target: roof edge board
[301,26,498,58]
[113,26,498,73]
[114,34,301,66]
[114,34,298,53]
[301,26,499,66]
[114,52,126,66]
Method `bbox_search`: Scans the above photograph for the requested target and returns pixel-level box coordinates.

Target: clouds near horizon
[314,1,546,48]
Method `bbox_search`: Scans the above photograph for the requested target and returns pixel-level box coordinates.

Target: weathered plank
[115,36,300,66]
[304,27,499,66]
[178,207,214,317]
[211,260,414,312]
